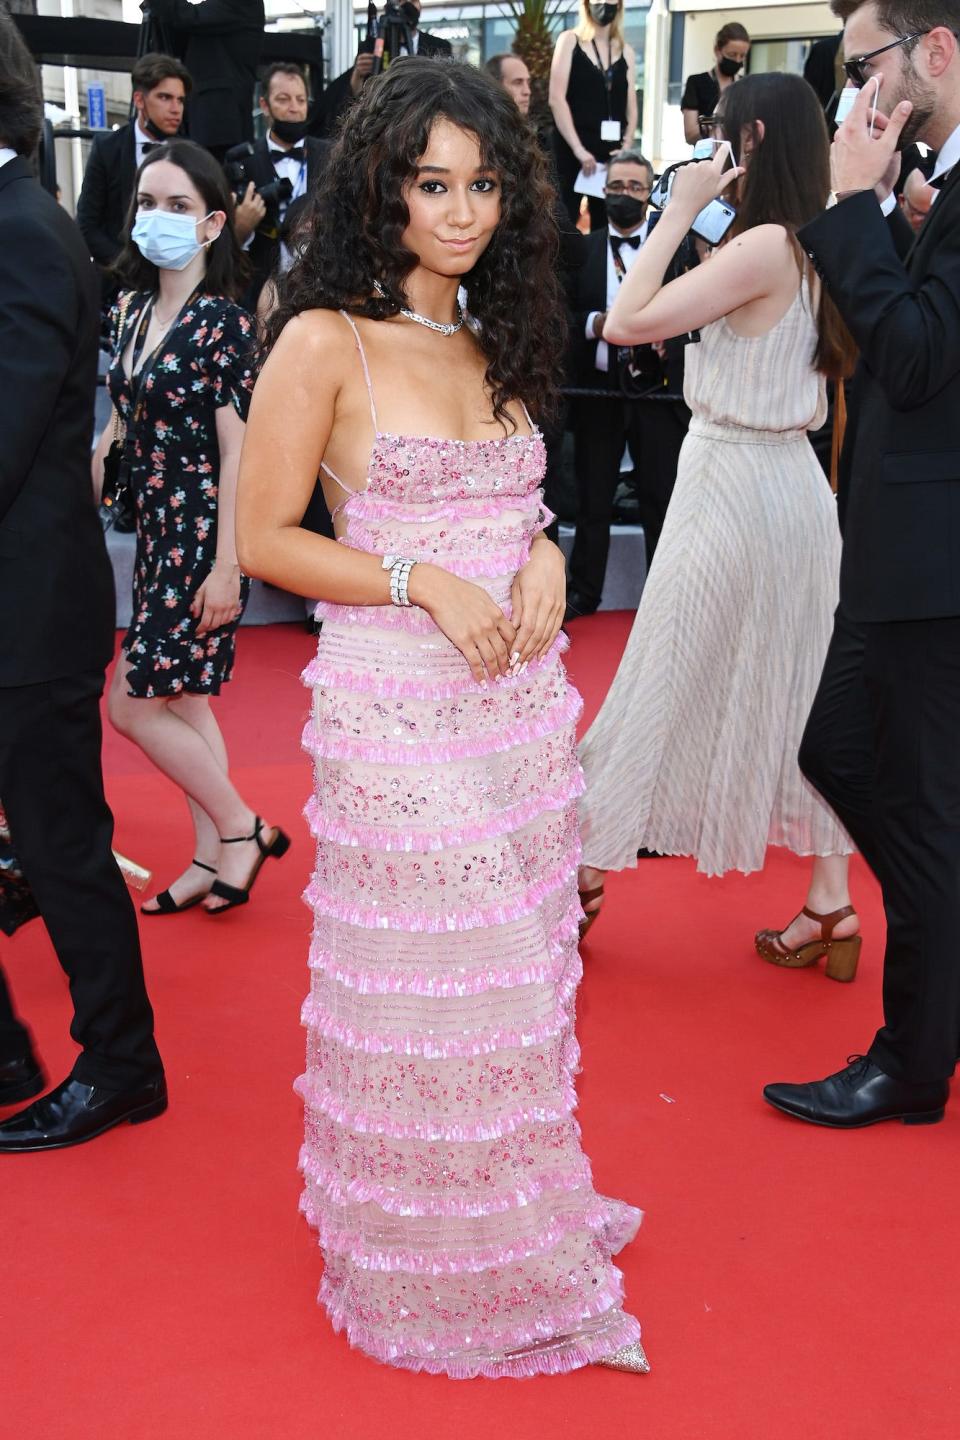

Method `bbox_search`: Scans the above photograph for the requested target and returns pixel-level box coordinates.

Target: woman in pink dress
[236,60,645,1378]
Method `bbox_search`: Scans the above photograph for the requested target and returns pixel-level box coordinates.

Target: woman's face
[401,119,502,279]
[135,159,224,245]
[715,40,750,72]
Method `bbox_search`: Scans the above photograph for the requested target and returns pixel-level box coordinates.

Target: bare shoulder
[553,28,575,55]
[722,224,796,272]
[263,308,356,384]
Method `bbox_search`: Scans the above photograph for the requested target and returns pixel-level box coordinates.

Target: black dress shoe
[764,1055,948,1129]
[0,1074,167,1152]
[0,1054,45,1107]
[563,591,598,624]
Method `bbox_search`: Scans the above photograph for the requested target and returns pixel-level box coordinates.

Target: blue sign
[87,84,106,130]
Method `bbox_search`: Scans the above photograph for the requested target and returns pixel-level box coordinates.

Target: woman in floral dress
[237,62,646,1378]
[93,140,289,916]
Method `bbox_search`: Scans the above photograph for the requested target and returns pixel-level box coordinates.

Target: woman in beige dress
[578,74,863,982]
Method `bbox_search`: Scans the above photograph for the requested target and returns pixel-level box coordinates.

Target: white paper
[574,163,607,199]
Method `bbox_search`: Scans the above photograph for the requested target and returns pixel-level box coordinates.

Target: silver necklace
[373,280,464,336]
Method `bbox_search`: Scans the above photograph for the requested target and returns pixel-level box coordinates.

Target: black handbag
[0,805,39,937]
[100,291,137,534]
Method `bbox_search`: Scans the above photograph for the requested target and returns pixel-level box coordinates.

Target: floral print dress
[107,291,255,698]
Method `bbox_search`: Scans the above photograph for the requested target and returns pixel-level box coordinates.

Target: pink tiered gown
[296,314,641,1378]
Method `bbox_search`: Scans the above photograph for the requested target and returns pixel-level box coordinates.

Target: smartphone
[690,197,737,246]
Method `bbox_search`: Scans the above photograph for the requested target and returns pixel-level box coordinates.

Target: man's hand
[831,78,913,195]
[350,52,375,97]
[234,182,266,244]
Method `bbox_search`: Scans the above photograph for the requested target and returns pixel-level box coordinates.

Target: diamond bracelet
[381,553,416,608]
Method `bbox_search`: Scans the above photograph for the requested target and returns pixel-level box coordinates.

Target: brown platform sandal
[755,904,861,983]
[578,880,605,941]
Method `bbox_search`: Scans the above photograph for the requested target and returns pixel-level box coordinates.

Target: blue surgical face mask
[131,208,216,270]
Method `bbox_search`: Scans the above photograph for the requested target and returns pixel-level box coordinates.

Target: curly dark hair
[265,58,566,428]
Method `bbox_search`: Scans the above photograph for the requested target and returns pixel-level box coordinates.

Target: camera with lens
[223,142,293,235]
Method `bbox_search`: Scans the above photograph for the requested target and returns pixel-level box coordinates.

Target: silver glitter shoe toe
[596,1341,651,1374]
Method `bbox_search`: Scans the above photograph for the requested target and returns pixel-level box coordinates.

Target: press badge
[600,119,622,142]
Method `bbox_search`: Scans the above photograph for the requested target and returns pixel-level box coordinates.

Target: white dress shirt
[586,218,649,373]
[134,121,162,170]
[928,120,960,194]
[267,137,308,213]
[875,123,960,217]
[0,147,17,170]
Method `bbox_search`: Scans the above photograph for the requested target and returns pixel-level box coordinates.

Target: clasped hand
[410,539,566,685]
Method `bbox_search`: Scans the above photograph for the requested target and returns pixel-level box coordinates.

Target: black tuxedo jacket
[801,174,960,621]
[76,122,137,266]
[314,32,453,140]
[150,0,265,147]
[244,135,330,295]
[566,227,619,390]
[0,158,115,687]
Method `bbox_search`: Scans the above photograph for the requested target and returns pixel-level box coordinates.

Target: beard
[892,56,937,148]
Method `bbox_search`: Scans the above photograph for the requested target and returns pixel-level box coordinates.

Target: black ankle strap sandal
[206,817,291,914]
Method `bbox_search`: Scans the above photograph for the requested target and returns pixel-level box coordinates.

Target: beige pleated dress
[579,281,853,877]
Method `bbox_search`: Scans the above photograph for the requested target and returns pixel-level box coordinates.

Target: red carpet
[6,616,959,1439]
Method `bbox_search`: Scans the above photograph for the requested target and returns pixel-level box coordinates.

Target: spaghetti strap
[339,310,380,435]
[519,401,536,434]
[319,460,358,519]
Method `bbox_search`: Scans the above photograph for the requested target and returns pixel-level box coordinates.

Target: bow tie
[141,141,161,153]
[272,146,306,166]
[929,168,950,190]
[611,233,643,251]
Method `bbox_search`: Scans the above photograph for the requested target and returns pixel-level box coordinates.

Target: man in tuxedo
[232,61,329,309]
[147,0,264,156]
[315,1,452,140]
[0,12,166,1149]
[765,0,960,1128]
[76,51,191,275]
[565,149,684,619]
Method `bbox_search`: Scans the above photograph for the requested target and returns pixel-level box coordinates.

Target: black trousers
[569,394,685,610]
[0,670,163,1088]
[799,607,960,1083]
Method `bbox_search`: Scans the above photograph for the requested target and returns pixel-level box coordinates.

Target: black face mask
[400,1,420,24]
[589,3,619,26]
[605,194,647,231]
[270,115,310,145]
[142,114,173,142]
[718,56,743,78]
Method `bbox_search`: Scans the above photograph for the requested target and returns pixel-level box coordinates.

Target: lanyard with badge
[593,39,622,144]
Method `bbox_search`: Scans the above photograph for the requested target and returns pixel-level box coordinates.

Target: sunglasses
[843,31,925,87]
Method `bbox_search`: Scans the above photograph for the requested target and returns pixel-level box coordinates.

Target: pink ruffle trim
[295,1071,579,1142]
[306,911,582,996]
[299,1192,641,1277]
[299,957,581,1057]
[299,1143,594,1218]
[300,687,583,768]
[301,633,569,701]
[303,771,584,854]
[343,490,542,524]
[302,849,579,934]
[338,530,531,581]
[316,1271,638,1374]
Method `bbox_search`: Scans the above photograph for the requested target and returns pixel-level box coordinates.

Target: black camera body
[223,142,293,227]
